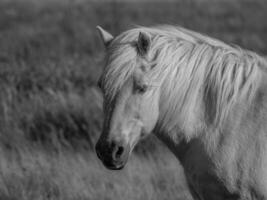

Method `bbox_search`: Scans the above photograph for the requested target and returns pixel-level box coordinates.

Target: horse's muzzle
[95,139,130,170]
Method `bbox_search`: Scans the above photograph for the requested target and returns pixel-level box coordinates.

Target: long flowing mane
[101,25,267,135]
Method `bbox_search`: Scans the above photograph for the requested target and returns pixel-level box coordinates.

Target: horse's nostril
[117,146,124,156]
[114,146,124,160]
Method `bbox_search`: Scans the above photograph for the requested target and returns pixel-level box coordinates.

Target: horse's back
[251,71,267,199]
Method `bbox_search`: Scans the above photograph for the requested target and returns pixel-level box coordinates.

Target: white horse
[95,25,267,200]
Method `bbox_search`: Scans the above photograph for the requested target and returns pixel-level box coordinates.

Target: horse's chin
[105,164,125,170]
[102,160,126,170]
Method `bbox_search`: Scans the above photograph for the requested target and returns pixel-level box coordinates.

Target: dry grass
[0,147,192,200]
[0,0,266,199]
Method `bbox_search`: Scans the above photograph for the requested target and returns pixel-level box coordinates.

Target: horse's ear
[137,32,151,56]
[96,26,114,47]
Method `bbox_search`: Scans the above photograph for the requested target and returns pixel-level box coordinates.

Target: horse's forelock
[102,31,141,100]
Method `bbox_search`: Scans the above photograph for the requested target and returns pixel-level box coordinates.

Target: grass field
[0,0,267,199]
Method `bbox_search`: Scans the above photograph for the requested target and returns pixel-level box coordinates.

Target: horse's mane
[101,25,267,132]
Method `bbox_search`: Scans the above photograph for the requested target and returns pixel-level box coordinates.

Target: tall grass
[0,0,266,199]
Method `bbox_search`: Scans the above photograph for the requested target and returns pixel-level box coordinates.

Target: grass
[0,0,266,199]
[0,147,192,200]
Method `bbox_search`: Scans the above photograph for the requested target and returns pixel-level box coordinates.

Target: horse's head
[95,26,160,170]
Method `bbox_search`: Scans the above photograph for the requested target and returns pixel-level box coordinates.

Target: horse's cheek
[140,99,159,133]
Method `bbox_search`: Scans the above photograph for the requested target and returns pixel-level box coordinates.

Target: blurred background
[0,0,266,199]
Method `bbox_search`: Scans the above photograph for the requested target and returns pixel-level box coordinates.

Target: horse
[95,25,267,200]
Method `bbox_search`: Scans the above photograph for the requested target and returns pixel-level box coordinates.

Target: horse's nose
[112,143,125,161]
[95,140,125,161]
[95,139,129,170]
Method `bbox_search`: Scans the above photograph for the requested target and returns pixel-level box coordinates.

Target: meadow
[0,0,266,199]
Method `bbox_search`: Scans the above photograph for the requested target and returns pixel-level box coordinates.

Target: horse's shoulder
[182,140,239,200]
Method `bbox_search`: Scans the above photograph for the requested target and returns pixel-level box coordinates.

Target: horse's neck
[154,83,267,165]
[154,129,205,165]
[154,130,188,162]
